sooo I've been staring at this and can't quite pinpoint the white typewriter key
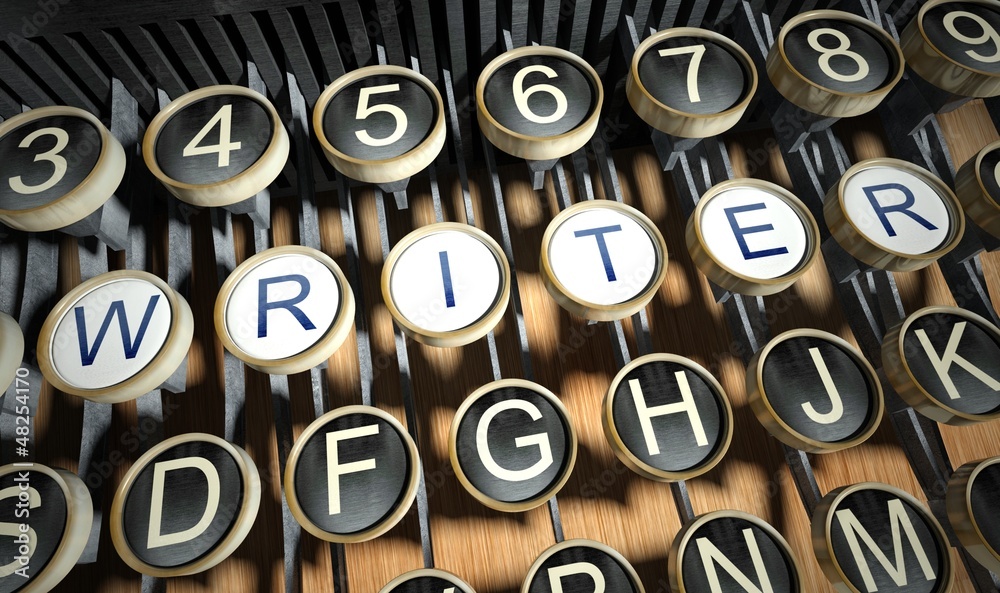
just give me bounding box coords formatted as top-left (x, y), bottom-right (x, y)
top-left (747, 329), bottom-right (883, 453)
top-left (947, 456), bottom-right (1000, 574)
top-left (144, 85), bottom-right (289, 207)
top-left (603, 354), bottom-right (733, 481)
top-left (0, 462), bottom-right (92, 593)
top-left (314, 65), bottom-right (445, 184)
top-left (955, 139), bottom-right (1000, 238)
top-left (522, 539), bottom-right (644, 593)
top-left (813, 483), bottom-right (953, 593)
top-left (824, 158), bottom-right (965, 271)
top-left (380, 569), bottom-right (476, 593)
top-left (285, 405), bottom-right (419, 543)
top-left (883, 305), bottom-right (1000, 425)
top-left (903, 0), bottom-right (1000, 98)
top-left (110, 433), bottom-right (261, 577)
top-left (668, 510), bottom-right (803, 593)
top-left (477, 46), bottom-right (603, 161)
top-left (767, 10), bottom-right (904, 118)
top-left (383, 223), bottom-right (510, 347)
top-left (0, 313), bottom-right (24, 394)
top-left (0, 106), bottom-right (125, 233)
top-left (37, 270), bottom-right (193, 404)
top-left (628, 27), bottom-right (758, 138)
top-left (541, 200), bottom-right (668, 321)
top-left (687, 179), bottom-right (819, 296)
top-left (450, 379), bottom-right (577, 512)
top-left (216, 245), bottom-right (355, 375)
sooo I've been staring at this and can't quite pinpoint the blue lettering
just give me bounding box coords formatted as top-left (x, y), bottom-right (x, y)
top-left (574, 225), bottom-right (623, 282)
top-left (258, 275), bottom-right (315, 338)
top-left (439, 251), bottom-right (455, 308)
top-left (724, 203), bottom-right (790, 260)
top-left (75, 295), bottom-right (160, 366)
top-left (862, 183), bottom-right (938, 237)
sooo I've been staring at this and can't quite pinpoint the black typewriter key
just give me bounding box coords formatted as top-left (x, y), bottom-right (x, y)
top-left (628, 27), bottom-right (757, 138)
top-left (522, 539), bottom-right (643, 593)
top-left (0, 106), bottom-right (125, 233)
top-left (668, 510), bottom-right (802, 593)
top-left (955, 139), bottom-right (1000, 238)
top-left (478, 46), bottom-right (603, 161)
top-left (285, 405), bottom-right (419, 543)
top-left (110, 433), bottom-right (260, 576)
top-left (144, 85), bottom-right (288, 207)
top-left (768, 10), bottom-right (904, 118)
top-left (813, 483), bottom-right (953, 593)
top-left (603, 354), bottom-right (733, 481)
top-left (883, 305), bottom-right (1000, 425)
top-left (947, 456), bottom-right (1000, 574)
top-left (0, 463), bottom-right (92, 593)
top-left (315, 65), bottom-right (445, 184)
top-left (747, 329), bottom-right (883, 453)
top-left (0, 314), bottom-right (23, 395)
top-left (381, 568), bottom-right (477, 593)
top-left (450, 379), bottom-right (577, 512)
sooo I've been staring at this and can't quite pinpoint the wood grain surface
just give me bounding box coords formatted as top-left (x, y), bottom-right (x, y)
top-left (23, 98), bottom-right (1000, 593)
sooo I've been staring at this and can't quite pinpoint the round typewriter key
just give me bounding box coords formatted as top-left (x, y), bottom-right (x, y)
top-left (947, 456), bottom-right (1000, 574)
top-left (954, 139), bottom-right (1000, 237)
top-left (450, 379), bottom-right (577, 512)
top-left (540, 200), bottom-right (668, 321)
top-left (824, 158), bottom-right (965, 271)
top-left (522, 539), bottom-right (644, 593)
top-left (767, 10), bottom-right (904, 118)
top-left (813, 482), bottom-right (953, 593)
top-left (0, 463), bottom-right (92, 593)
top-left (37, 270), bottom-right (193, 404)
top-left (603, 354), bottom-right (733, 481)
top-left (383, 223), bottom-right (510, 348)
top-left (0, 313), bottom-right (23, 394)
top-left (747, 329), bottom-right (883, 453)
top-left (883, 305), bottom-right (1000, 425)
top-left (668, 510), bottom-right (802, 593)
top-left (216, 245), bottom-right (355, 375)
top-left (903, 0), bottom-right (1000, 98)
top-left (315, 65), bottom-right (445, 185)
top-left (144, 85), bottom-right (288, 207)
top-left (477, 46), bottom-right (603, 161)
top-left (628, 27), bottom-right (758, 138)
top-left (687, 179), bottom-right (820, 296)
top-left (110, 433), bottom-right (261, 576)
top-left (380, 568), bottom-right (477, 593)
top-left (285, 405), bottom-right (419, 543)
top-left (0, 106), bottom-right (125, 233)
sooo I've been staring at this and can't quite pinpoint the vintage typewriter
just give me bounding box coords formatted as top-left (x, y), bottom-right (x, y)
top-left (0, 0), bottom-right (998, 591)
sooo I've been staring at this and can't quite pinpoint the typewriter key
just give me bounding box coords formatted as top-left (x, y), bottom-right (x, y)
top-left (903, 0), bottom-right (1000, 98)
top-left (477, 46), bottom-right (603, 161)
top-left (628, 27), bottom-right (757, 138)
top-left (955, 139), bottom-right (1000, 238)
top-left (540, 200), bottom-right (668, 321)
top-left (824, 158), bottom-right (965, 271)
top-left (37, 270), bottom-right (193, 404)
top-left (687, 179), bottom-right (820, 296)
top-left (522, 539), bottom-right (644, 593)
top-left (747, 329), bottom-right (883, 453)
top-left (603, 354), bottom-right (733, 481)
top-left (668, 510), bottom-right (802, 593)
top-left (883, 305), bottom-right (1000, 425)
top-left (0, 313), bottom-right (23, 394)
top-left (383, 223), bottom-right (510, 347)
top-left (380, 568), bottom-right (477, 593)
top-left (947, 456), bottom-right (1000, 574)
top-left (285, 405), bottom-right (419, 543)
top-left (144, 85), bottom-right (288, 207)
top-left (216, 245), bottom-right (355, 375)
top-left (0, 106), bottom-right (125, 233)
top-left (110, 433), bottom-right (261, 576)
top-left (813, 483), bottom-right (953, 593)
top-left (767, 10), bottom-right (904, 118)
top-left (0, 463), bottom-right (93, 593)
top-left (314, 65), bottom-right (445, 184)
top-left (450, 379), bottom-right (577, 512)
